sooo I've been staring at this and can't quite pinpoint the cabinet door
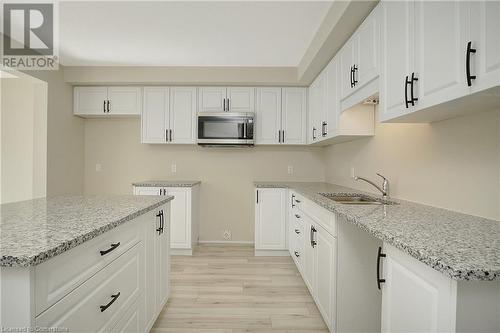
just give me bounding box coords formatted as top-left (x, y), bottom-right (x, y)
top-left (198, 87), bottom-right (226, 112)
top-left (325, 57), bottom-right (339, 138)
top-left (144, 211), bottom-right (159, 331)
top-left (281, 88), bottom-right (306, 145)
top-left (379, 0), bottom-right (415, 122)
top-left (255, 88), bottom-right (282, 144)
top-left (166, 188), bottom-right (191, 249)
top-left (142, 88), bottom-right (169, 144)
top-left (255, 188), bottom-right (287, 250)
top-left (227, 87), bottom-right (255, 112)
top-left (308, 72), bottom-right (326, 143)
top-left (357, 6), bottom-right (380, 88)
top-left (381, 244), bottom-right (457, 333)
top-left (169, 87), bottom-right (197, 144)
top-left (414, 1), bottom-right (469, 111)
top-left (339, 39), bottom-right (356, 100)
top-left (74, 87), bottom-right (108, 116)
top-left (134, 186), bottom-right (164, 196)
top-left (314, 225), bottom-right (336, 331)
top-left (156, 206), bottom-right (170, 311)
top-left (107, 87), bottom-right (142, 115)
top-left (302, 220), bottom-right (316, 295)
top-left (469, 1), bottom-right (500, 93)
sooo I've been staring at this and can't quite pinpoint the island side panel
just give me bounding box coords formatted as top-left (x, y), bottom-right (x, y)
top-left (456, 281), bottom-right (500, 333)
top-left (0, 267), bottom-right (35, 328)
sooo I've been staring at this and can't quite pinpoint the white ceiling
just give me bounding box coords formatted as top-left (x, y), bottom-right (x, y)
top-left (59, 1), bottom-right (331, 67)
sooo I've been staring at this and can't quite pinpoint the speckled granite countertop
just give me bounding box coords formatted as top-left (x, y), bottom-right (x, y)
top-left (0, 195), bottom-right (173, 267)
top-left (132, 180), bottom-right (201, 187)
top-left (255, 182), bottom-right (500, 281)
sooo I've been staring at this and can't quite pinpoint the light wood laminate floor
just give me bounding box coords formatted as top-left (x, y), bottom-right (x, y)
top-left (151, 245), bottom-right (328, 333)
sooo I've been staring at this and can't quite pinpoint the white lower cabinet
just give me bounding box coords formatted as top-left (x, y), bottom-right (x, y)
top-left (381, 243), bottom-right (457, 333)
top-left (22, 203), bottom-right (171, 333)
top-left (134, 185), bottom-right (200, 255)
top-left (314, 224), bottom-right (336, 330)
top-left (254, 188), bottom-right (287, 254)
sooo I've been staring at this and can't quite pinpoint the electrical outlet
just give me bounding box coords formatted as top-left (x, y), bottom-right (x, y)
top-left (95, 163), bottom-right (102, 172)
top-left (171, 163), bottom-right (177, 173)
top-left (223, 230), bottom-right (232, 240)
top-left (350, 167), bottom-right (355, 178)
top-left (287, 166), bottom-right (294, 175)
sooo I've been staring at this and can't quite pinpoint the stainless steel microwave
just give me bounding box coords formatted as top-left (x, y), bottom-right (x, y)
top-left (197, 113), bottom-right (254, 147)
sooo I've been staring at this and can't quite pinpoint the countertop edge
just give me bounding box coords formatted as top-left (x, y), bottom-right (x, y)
top-left (132, 181), bottom-right (201, 187)
top-left (0, 196), bottom-right (174, 268)
top-left (255, 182), bottom-right (500, 282)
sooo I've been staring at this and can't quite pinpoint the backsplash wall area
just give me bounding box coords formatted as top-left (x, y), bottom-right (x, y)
top-left (83, 118), bottom-right (325, 242)
top-left (323, 109), bottom-right (500, 220)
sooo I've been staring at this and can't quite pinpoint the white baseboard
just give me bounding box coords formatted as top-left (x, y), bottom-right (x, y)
top-left (254, 249), bottom-right (290, 257)
top-left (171, 248), bottom-right (193, 256)
top-left (198, 240), bottom-right (254, 246)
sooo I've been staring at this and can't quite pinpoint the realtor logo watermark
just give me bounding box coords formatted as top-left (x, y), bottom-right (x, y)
top-left (1, 1), bottom-right (59, 70)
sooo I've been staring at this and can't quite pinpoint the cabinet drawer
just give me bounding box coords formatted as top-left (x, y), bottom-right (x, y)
top-left (298, 196), bottom-right (336, 237)
top-left (35, 216), bottom-right (145, 315)
top-left (36, 242), bottom-right (144, 333)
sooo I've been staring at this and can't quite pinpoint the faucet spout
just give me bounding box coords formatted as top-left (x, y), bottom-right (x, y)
top-left (354, 174), bottom-right (389, 198)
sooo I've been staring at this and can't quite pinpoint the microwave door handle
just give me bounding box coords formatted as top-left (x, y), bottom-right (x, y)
top-left (243, 122), bottom-right (247, 139)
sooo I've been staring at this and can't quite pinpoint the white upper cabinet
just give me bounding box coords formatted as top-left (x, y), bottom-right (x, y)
top-left (198, 87), bottom-right (254, 113)
top-left (469, 1), bottom-right (500, 94)
top-left (380, 0), bottom-right (500, 123)
top-left (74, 87), bottom-right (108, 116)
top-left (107, 87), bottom-right (143, 116)
top-left (226, 87), bottom-right (255, 112)
top-left (142, 87), bottom-right (169, 144)
top-left (255, 88), bottom-right (282, 144)
top-left (340, 6), bottom-right (380, 102)
top-left (308, 71), bottom-right (327, 144)
top-left (339, 36), bottom-right (358, 101)
top-left (356, 9), bottom-right (380, 89)
top-left (254, 188), bottom-right (287, 251)
top-left (255, 87), bottom-right (306, 145)
top-left (414, 1), bottom-right (469, 111)
top-left (169, 87), bottom-right (197, 144)
top-left (198, 87), bottom-right (227, 113)
top-left (281, 88), bottom-right (307, 145)
top-left (379, 0), bottom-right (415, 122)
top-left (142, 87), bottom-right (196, 144)
top-left (74, 87), bottom-right (142, 117)
top-left (324, 57), bottom-right (339, 139)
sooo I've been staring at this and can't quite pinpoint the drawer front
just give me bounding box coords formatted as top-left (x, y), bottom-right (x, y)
top-left (36, 242), bottom-right (144, 333)
top-left (35, 215), bottom-right (146, 315)
top-left (112, 297), bottom-right (144, 333)
top-left (297, 196), bottom-right (336, 237)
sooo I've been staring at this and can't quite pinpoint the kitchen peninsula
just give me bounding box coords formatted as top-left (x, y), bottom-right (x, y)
top-left (0, 195), bottom-right (172, 332)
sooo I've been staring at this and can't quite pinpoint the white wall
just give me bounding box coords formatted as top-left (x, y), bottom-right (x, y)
top-left (29, 67), bottom-right (85, 196)
top-left (324, 109), bottom-right (500, 220)
top-left (83, 118), bottom-right (325, 242)
top-left (0, 70), bottom-right (47, 203)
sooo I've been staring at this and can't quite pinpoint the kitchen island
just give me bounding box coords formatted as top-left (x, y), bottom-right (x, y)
top-left (255, 182), bottom-right (500, 333)
top-left (0, 195), bottom-right (173, 332)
